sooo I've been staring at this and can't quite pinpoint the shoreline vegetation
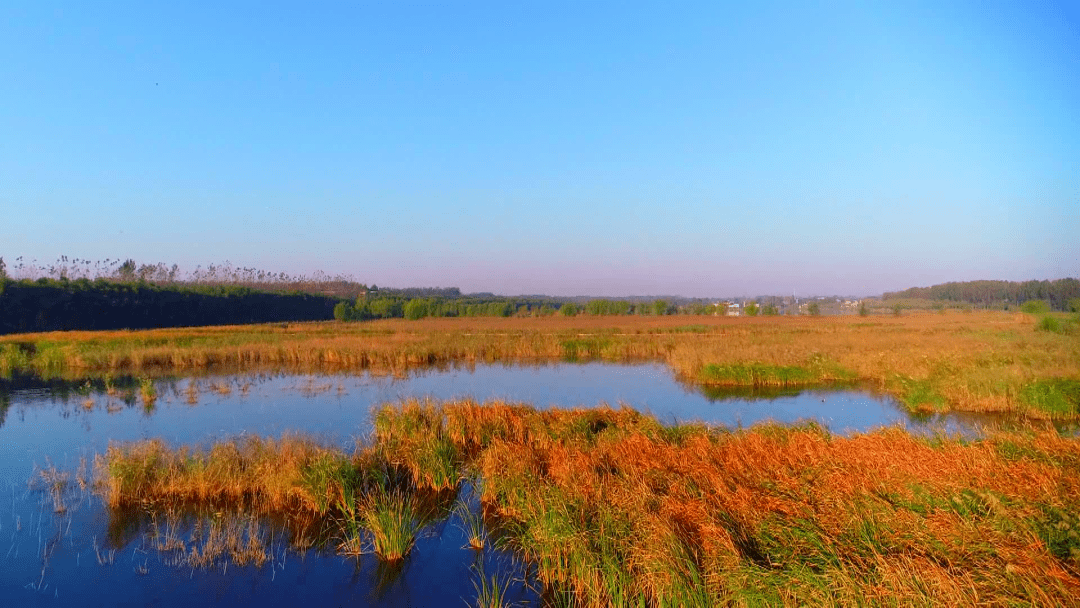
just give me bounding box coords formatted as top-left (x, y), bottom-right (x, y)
top-left (2, 312), bottom-right (1078, 419)
top-left (92, 400), bottom-right (1080, 606)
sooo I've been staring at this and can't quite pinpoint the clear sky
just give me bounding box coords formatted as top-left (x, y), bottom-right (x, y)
top-left (1, 1), bottom-right (1077, 297)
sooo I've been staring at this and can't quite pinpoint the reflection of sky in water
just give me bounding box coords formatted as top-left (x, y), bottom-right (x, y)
top-left (0, 363), bottom-right (1026, 483)
top-left (0, 363), bottom-right (1045, 606)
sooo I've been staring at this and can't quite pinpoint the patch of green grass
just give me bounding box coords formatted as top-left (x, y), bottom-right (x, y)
top-left (1036, 314), bottom-right (1078, 335)
top-left (0, 342), bottom-right (35, 374)
top-left (750, 420), bottom-right (831, 444)
top-left (1037, 315), bottom-right (1062, 333)
top-left (559, 338), bottom-right (613, 361)
top-left (412, 435), bottom-right (460, 490)
top-left (890, 376), bottom-right (948, 413)
top-left (700, 363), bottom-right (816, 386)
top-left (1019, 378), bottom-right (1080, 418)
top-left (662, 324), bottom-right (710, 334)
top-left (653, 421), bottom-right (713, 446)
top-left (472, 562), bottom-right (517, 608)
top-left (1031, 503), bottom-right (1080, 569)
top-left (757, 516), bottom-right (840, 572)
top-left (700, 355), bottom-right (855, 388)
top-left (362, 488), bottom-right (422, 562)
top-left (876, 484), bottom-right (1001, 523)
top-left (299, 453), bottom-right (359, 514)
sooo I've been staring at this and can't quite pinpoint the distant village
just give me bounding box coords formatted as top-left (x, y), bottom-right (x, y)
top-left (711, 297), bottom-right (866, 316)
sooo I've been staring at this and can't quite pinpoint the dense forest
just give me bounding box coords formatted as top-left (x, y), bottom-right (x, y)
top-left (0, 278), bottom-right (338, 334)
top-left (884, 278), bottom-right (1080, 311)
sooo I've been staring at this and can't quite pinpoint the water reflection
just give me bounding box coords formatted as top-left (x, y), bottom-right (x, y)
top-left (0, 362), bottom-right (1047, 438)
top-left (0, 363), bottom-right (1068, 607)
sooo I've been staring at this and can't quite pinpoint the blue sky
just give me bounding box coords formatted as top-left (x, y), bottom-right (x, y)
top-left (1, 1), bottom-right (1077, 297)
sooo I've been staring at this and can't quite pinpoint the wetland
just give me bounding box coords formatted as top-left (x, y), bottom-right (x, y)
top-left (1, 313), bottom-right (1077, 606)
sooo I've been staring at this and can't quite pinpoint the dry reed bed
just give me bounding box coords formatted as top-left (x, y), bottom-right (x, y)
top-left (5, 312), bottom-right (1079, 417)
top-left (97, 399), bottom-right (1080, 606)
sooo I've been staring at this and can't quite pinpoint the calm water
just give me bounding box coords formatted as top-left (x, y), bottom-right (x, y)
top-left (0, 363), bottom-right (1011, 606)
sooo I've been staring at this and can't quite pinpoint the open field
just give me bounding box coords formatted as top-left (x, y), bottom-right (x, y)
top-left (2, 311), bottom-right (1078, 418)
top-left (95, 399), bottom-right (1080, 606)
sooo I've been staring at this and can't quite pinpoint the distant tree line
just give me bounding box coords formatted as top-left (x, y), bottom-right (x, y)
top-left (333, 296), bottom-right (722, 322)
top-left (2, 254), bottom-right (826, 333)
top-left (0, 276), bottom-right (338, 334)
top-left (333, 295), bottom-right (563, 321)
top-left (884, 279), bottom-right (1080, 311)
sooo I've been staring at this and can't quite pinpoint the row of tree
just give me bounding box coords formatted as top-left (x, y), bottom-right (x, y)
top-left (0, 277), bottom-right (339, 334)
top-left (332, 296), bottom-right (701, 321)
top-left (885, 279), bottom-right (1080, 311)
top-left (333, 296), bottom-right (556, 321)
top-left (0, 256), bottom-right (371, 299)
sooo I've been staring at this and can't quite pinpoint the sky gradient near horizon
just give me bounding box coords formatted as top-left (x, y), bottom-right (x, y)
top-left (2, 1), bottom-right (1077, 297)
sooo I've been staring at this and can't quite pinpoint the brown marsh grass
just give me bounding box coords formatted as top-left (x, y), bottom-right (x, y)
top-left (95, 399), bottom-right (1080, 606)
top-left (5, 312), bottom-right (1078, 417)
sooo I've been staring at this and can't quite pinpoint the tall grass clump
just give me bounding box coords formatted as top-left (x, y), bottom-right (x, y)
top-left (472, 560), bottom-right (518, 608)
top-left (96, 434), bottom-right (358, 513)
top-left (139, 377), bottom-right (157, 407)
top-left (455, 493), bottom-right (488, 550)
top-left (361, 488), bottom-right (422, 562)
top-left (34, 463), bottom-right (72, 513)
top-left (374, 399), bottom-right (462, 490)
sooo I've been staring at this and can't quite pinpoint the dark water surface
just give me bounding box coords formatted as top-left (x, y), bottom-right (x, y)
top-left (0, 363), bottom-right (1012, 606)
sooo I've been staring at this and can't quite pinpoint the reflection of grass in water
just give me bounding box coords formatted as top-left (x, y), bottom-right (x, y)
top-left (93, 399), bottom-right (1080, 604)
top-left (209, 381), bottom-right (232, 395)
top-left (693, 383), bottom-right (807, 401)
top-left (295, 378), bottom-right (334, 397)
top-left (185, 380), bottom-right (199, 404)
top-left (187, 511), bottom-right (268, 568)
